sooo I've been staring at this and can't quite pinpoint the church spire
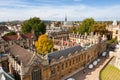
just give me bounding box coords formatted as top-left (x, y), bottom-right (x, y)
top-left (65, 15), bottom-right (67, 22)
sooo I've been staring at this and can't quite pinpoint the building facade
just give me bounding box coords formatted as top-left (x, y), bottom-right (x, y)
top-left (8, 39), bottom-right (107, 80)
top-left (106, 20), bottom-right (120, 42)
top-left (0, 33), bottom-right (35, 74)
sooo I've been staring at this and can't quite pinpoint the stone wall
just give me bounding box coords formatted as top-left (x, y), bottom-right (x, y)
top-left (8, 41), bottom-right (107, 80)
top-left (41, 42), bottom-right (107, 80)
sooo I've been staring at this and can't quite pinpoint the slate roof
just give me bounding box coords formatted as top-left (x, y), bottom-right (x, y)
top-left (48, 45), bottom-right (82, 63)
top-left (9, 44), bottom-right (34, 67)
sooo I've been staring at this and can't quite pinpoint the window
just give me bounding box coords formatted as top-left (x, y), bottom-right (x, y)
top-left (73, 59), bottom-right (74, 64)
top-left (69, 60), bottom-right (71, 66)
top-left (32, 67), bottom-right (41, 80)
top-left (51, 68), bottom-right (56, 75)
top-left (79, 56), bottom-right (80, 61)
top-left (57, 66), bottom-right (60, 71)
top-left (65, 62), bottom-right (68, 68)
top-left (76, 58), bottom-right (78, 63)
top-left (82, 54), bottom-right (84, 60)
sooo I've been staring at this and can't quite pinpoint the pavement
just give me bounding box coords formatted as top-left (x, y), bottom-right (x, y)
top-left (69, 56), bottom-right (112, 80)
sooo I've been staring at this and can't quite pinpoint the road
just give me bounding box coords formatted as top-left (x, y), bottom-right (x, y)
top-left (69, 56), bottom-right (112, 80)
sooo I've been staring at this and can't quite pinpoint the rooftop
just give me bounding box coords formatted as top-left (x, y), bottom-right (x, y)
top-left (9, 44), bottom-right (34, 66)
top-left (2, 33), bottom-right (34, 41)
top-left (48, 45), bottom-right (82, 63)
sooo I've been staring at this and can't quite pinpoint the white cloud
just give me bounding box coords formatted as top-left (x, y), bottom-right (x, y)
top-left (0, 1), bottom-right (120, 21)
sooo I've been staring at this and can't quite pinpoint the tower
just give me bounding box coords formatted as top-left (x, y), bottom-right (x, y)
top-left (112, 20), bottom-right (117, 26)
top-left (65, 15), bottom-right (67, 22)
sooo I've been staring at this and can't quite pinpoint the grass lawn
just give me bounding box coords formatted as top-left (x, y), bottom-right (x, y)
top-left (100, 64), bottom-right (120, 80)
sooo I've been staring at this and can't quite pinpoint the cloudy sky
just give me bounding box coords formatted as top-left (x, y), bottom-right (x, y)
top-left (0, 0), bottom-right (120, 21)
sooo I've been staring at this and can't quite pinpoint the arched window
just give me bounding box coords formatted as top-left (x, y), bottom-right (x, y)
top-left (32, 67), bottom-right (41, 80)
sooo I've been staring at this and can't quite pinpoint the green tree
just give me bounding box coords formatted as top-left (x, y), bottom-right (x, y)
top-left (92, 23), bottom-right (107, 35)
top-left (21, 21), bottom-right (32, 33)
top-left (69, 26), bottom-right (77, 33)
top-left (78, 18), bottom-right (95, 35)
top-left (4, 32), bottom-right (16, 36)
top-left (21, 17), bottom-right (46, 38)
top-left (35, 34), bottom-right (54, 55)
top-left (108, 39), bottom-right (117, 43)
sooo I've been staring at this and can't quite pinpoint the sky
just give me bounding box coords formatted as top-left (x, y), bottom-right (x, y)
top-left (0, 0), bottom-right (120, 21)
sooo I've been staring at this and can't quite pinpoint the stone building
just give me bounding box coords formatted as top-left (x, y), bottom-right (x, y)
top-left (0, 32), bottom-right (34, 54)
top-left (49, 31), bottom-right (69, 40)
top-left (110, 43), bottom-right (120, 70)
top-left (1, 33), bottom-right (34, 51)
top-left (0, 25), bottom-right (9, 36)
top-left (106, 20), bottom-right (120, 42)
top-left (8, 37), bottom-right (107, 80)
top-left (6, 23), bottom-right (22, 32)
top-left (0, 33), bottom-right (35, 73)
top-left (46, 22), bottom-right (62, 34)
top-left (0, 54), bottom-right (8, 71)
top-left (53, 38), bottom-right (78, 50)
top-left (69, 33), bottom-right (107, 47)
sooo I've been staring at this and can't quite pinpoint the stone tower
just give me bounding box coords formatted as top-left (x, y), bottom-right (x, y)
top-left (65, 15), bottom-right (67, 22)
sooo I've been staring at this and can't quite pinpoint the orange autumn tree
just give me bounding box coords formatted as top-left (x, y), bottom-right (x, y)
top-left (35, 34), bottom-right (54, 55)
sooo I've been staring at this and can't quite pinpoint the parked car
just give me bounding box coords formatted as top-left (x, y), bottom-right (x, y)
top-left (67, 78), bottom-right (75, 80)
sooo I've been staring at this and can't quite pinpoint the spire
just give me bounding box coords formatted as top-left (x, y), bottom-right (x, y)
top-left (65, 15), bottom-right (67, 22)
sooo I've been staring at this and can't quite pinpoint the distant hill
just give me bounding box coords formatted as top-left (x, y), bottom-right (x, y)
top-left (0, 20), bottom-right (24, 25)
